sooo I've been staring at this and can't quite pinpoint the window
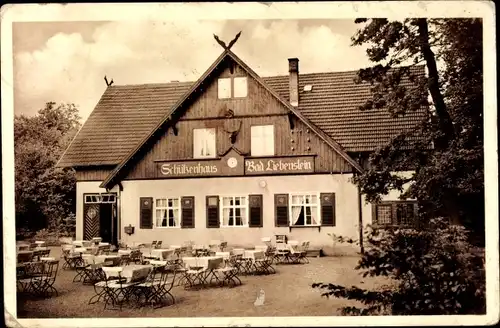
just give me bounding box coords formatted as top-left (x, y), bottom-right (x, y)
top-left (373, 201), bottom-right (418, 226)
top-left (85, 194), bottom-right (101, 203)
top-left (221, 196), bottom-right (248, 227)
top-left (251, 125), bottom-right (275, 156)
top-left (217, 77), bottom-right (248, 99)
top-left (289, 194), bottom-right (320, 226)
top-left (234, 77), bottom-right (248, 97)
top-left (100, 194), bottom-right (116, 203)
top-left (155, 198), bottom-right (180, 228)
top-left (218, 78), bottom-right (231, 99)
top-left (193, 128), bottom-right (216, 158)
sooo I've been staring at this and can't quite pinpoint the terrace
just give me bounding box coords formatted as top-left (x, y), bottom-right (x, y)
top-left (16, 241), bottom-right (388, 318)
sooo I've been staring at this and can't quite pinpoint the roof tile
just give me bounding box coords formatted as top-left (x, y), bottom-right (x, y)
top-left (58, 68), bottom-right (425, 167)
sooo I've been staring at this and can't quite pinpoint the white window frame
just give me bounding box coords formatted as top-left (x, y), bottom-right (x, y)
top-left (220, 195), bottom-right (249, 228)
top-left (85, 194), bottom-right (101, 204)
top-left (154, 197), bottom-right (181, 228)
top-left (218, 78), bottom-right (232, 99)
top-left (218, 76), bottom-right (248, 99)
top-left (251, 125), bottom-right (275, 156)
top-left (233, 77), bottom-right (248, 98)
top-left (289, 192), bottom-right (321, 226)
top-left (193, 128), bottom-right (216, 158)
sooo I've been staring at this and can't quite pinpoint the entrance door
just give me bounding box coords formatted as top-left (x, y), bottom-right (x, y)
top-left (83, 193), bottom-right (117, 244)
top-left (99, 203), bottom-right (113, 244)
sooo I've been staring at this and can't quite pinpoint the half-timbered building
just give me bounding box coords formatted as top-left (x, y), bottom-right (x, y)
top-left (57, 41), bottom-right (424, 254)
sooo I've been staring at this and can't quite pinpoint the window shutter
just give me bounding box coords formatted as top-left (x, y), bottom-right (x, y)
top-left (206, 195), bottom-right (220, 228)
top-left (140, 197), bottom-right (153, 229)
top-left (274, 194), bottom-right (289, 227)
top-left (181, 196), bottom-right (195, 228)
top-left (320, 193), bottom-right (336, 226)
top-left (249, 194), bottom-right (263, 227)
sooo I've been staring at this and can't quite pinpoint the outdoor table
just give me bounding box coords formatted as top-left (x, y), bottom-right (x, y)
top-left (17, 244), bottom-right (30, 251)
top-left (148, 249), bottom-right (175, 260)
top-left (73, 247), bottom-right (90, 254)
top-left (215, 251), bottom-right (231, 260)
top-left (17, 250), bottom-right (34, 263)
top-left (118, 249), bottom-right (133, 255)
top-left (232, 248), bottom-right (245, 256)
top-left (254, 245), bottom-right (268, 253)
top-left (73, 240), bottom-right (93, 248)
top-left (35, 241), bottom-right (46, 246)
top-left (95, 254), bottom-right (121, 266)
top-left (106, 264), bottom-right (152, 283)
top-left (288, 240), bottom-right (299, 246)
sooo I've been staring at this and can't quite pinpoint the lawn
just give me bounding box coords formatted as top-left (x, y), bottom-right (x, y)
top-left (17, 247), bottom-right (390, 318)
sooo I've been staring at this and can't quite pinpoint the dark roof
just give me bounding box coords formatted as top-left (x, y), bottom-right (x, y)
top-left (264, 68), bottom-right (426, 152)
top-left (57, 64), bottom-right (425, 168)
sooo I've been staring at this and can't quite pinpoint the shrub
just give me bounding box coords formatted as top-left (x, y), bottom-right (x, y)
top-left (312, 217), bottom-right (485, 315)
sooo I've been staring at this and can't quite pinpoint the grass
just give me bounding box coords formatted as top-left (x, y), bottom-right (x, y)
top-left (17, 247), bottom-right (390, 318)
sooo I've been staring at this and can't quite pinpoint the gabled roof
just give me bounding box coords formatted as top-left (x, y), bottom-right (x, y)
top-left (96, 49), bottom-right (364, 189)
top-left (56, 51), bottom-right (427, 187)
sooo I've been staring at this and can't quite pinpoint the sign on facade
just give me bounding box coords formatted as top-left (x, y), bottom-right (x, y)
top-left (244, 156), bottom-right (314, 175)
top-left (157, 156), bottom-right (314, 178)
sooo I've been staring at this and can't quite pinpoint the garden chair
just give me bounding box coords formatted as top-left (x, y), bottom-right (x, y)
top-left (182, 261), bottom-right (208, 289)
top-left (32, 249), bottom-right (44, 262)
top-left (287, 243), bottom-right (303, 264)
top-left (151, 241), bottom-right (158, 249)
top-left (254, 251), bottom-right (276, 274)
top-left (297, 241), bottom-right (310, 264)
top-left (61, 245), bottom-right (83, 270)
top-left (18, 260), bottom-right (59, 298)
top-left (155, 241), bottom-right (162, 249)
top-left (214, 255), bottom-right (241, 287)
top-left (274, 243), bottom-right (291, 264)
top-left (129, 249), bottom-right (144, 265)
top-left (101, 267), bottom-right (143, 310)
top-left (135, 265), bottom-right (176, 308)
top-left (118, 240), bottom-right (128, 249)
top-left (81, 255), bottom-right (105, 285)
top-left (17, 261), bottom-right (45, 293)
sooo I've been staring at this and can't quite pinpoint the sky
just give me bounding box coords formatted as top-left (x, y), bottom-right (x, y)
top-left (13, 19), bottom-right (372, 122)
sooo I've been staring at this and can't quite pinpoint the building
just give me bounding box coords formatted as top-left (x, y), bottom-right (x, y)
top-left (57, 42), bottom-right (424, 254)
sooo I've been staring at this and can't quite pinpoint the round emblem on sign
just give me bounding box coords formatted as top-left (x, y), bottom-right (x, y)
top-left (227, 157), bottom-right (238, 168)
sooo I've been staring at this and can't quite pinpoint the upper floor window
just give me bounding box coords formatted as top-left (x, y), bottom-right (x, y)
top-left (251, 125), bottom-right (274, 156)
top-left (193, 128), bottom-right (216, 158)
top-left (218, 77), bottom-right (248, 99)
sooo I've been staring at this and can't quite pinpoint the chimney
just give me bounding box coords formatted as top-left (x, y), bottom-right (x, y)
top-left (288, 58), bottom-right (299, 107)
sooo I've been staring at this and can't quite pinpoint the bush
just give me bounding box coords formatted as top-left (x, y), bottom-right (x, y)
top-left (312, 218), bottom-right (485, 315)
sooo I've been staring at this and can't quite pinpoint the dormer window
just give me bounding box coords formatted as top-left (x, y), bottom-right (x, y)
top-left (218, 76), bottom-right (248, 99)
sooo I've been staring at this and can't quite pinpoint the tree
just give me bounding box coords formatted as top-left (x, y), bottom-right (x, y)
top-left (15, 102), bottom-right (81, 236)
top-left (313, 218), bottom-right (486, 315)
top-left (350, 18), bottom-right (484, 244)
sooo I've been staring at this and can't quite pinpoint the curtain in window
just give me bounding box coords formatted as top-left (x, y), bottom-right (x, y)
top-left (172, 208), bottom-right (179, 226)
top-left (291, 196), bottom-right (304, 225)
top-left (162, 210), bottom-right (167, 227)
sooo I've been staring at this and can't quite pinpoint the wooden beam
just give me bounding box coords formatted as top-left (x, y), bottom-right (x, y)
top-left (172, 124), bottom-right (178, 136)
